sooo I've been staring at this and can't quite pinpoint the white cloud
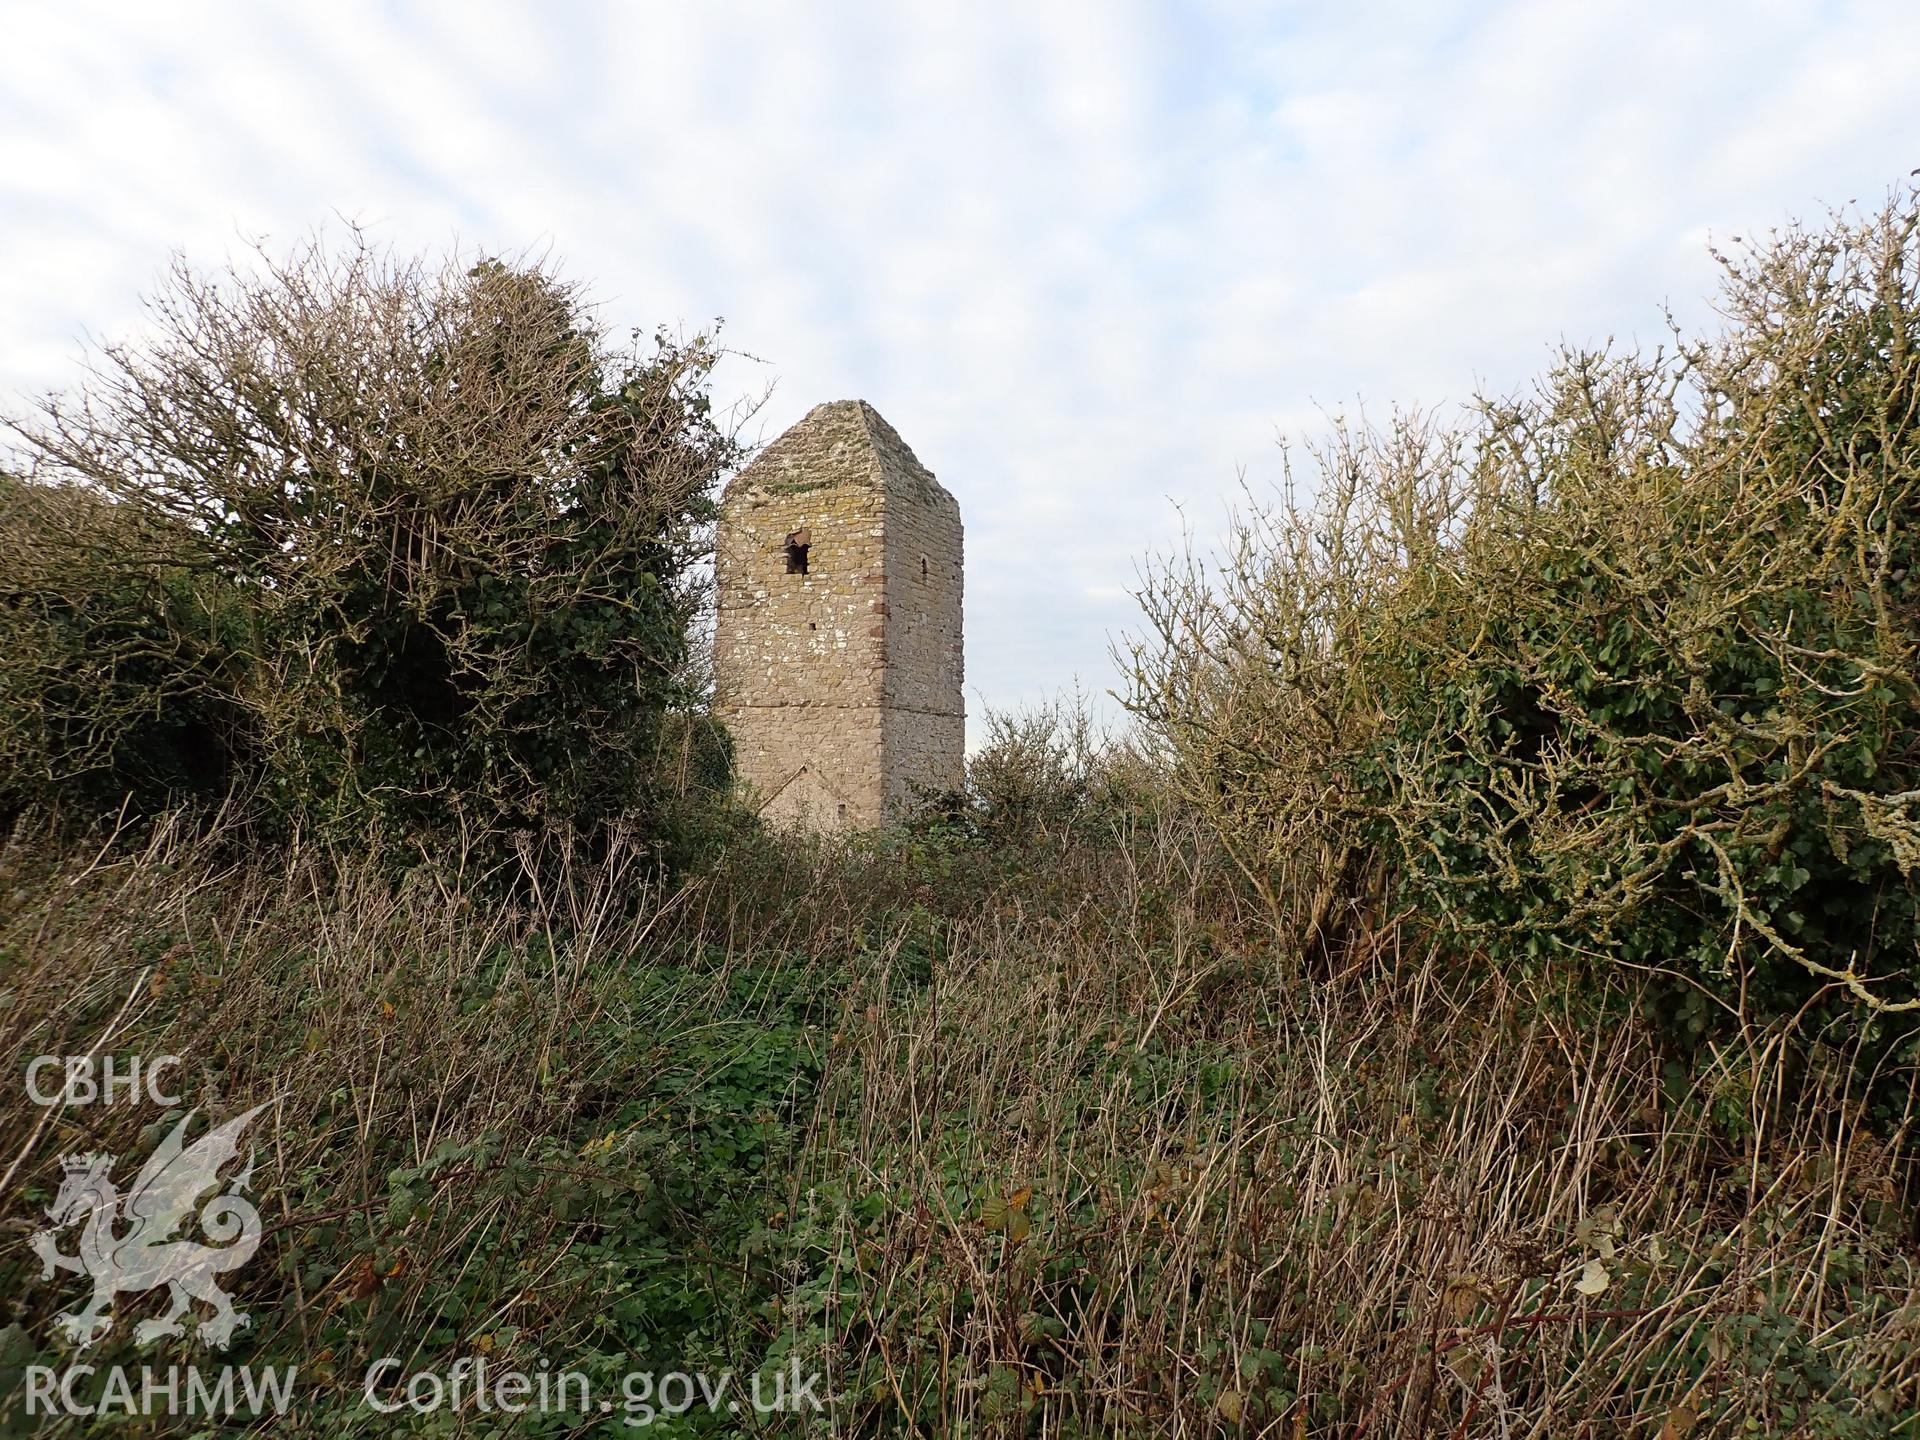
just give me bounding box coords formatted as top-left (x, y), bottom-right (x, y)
top-left (3, 0), bottom-right (1917, 733)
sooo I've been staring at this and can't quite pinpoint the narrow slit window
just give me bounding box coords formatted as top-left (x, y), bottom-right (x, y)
top-left (784, 527), bottom-right (811, 575)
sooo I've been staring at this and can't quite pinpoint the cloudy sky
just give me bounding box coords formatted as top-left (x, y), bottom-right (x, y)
top-left (3, 1), bottom-right (1916, 732)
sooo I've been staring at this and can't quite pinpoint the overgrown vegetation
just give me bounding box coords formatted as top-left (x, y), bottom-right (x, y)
top-left (2, 197), bottom-right (1918, 1437)
top-left (3, 236), bottom-right (738, 873)
top-left (0, 475), bottom-right (252, 820)
top-left (1130, 193), bottom-right (1920, 1052)
top-left (2, 783), bottom-right (1915, 1436)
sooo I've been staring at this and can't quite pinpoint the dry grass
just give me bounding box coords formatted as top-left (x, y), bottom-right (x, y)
top-left (800, 816), bottom-right (1920, 1436)
top-left (0, 808), bottom-right (1915, 1437)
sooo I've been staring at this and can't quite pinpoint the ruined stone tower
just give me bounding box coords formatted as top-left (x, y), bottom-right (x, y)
top-left (714, 400), bottom-right (964, 830)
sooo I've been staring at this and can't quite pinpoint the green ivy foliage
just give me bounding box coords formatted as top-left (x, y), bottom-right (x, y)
top-left (1358, 204), bottom-right (1920, 1032)
top-left (0, 475), bottom-right (254, 823)
top-left (1134, 189), bottom-right (1920, 1055)
top-left (4, 243), bottom-right (739, 873)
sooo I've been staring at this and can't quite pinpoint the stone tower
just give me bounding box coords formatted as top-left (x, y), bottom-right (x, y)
top-left (714, 400), bottom-right (964, 830)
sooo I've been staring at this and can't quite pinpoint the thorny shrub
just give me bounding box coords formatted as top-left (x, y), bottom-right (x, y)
top-left (1129, 190), bottom-right (1920, 1065)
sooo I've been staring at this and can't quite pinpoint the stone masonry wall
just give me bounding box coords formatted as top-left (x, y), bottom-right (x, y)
top-left (875, 424), bottom-right (965, 812)
top-left (714, 400), bottom-right (963, 831)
